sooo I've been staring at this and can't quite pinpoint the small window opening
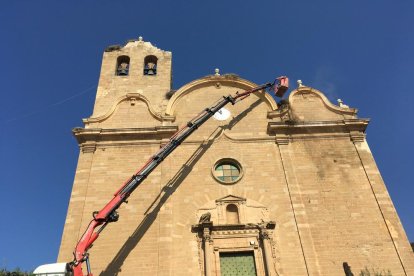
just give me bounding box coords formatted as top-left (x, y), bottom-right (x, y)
top-left (116, 55), bottom-right (130, 76)
top-left (144, 55), bottom-right (158, 75)
top-left (226, 204), bottom-right (239, 224)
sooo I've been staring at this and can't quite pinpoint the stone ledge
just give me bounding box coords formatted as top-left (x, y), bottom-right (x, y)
top-left (73, 126), bottom-right (179, 144)
top-left (191, 221), bottom-right (276, 233)
top-left (267, 119), bottom-right (369, 135)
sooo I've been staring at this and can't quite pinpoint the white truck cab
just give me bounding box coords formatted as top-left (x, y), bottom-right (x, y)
top-left (33, 263), bottom-right (72, 276)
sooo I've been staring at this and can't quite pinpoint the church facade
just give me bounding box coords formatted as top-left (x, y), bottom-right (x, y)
top-left (58, 39), bottom-right (414, 275)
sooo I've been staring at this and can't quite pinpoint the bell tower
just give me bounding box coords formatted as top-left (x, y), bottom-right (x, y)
top-left (90, 37), bottom-right (172, 122)
top-left (57, 38), bottom-right (178, 272)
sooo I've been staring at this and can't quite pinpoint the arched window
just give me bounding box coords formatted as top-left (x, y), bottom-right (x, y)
top-left (144, 55), bottom-right (158, 75)
top-left (226, 204), bottom-right (239, 224)
top-left (116, 55), bottom-right (130, 76)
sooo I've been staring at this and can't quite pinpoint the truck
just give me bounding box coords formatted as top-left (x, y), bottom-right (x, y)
top-left (33, 76), bottom-right (289, 276)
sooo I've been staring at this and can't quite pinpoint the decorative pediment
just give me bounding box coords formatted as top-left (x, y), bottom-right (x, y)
top-left (266, 86), bottom-right (370, 143)
top-left (215, 195), bottom-right (246, 205)
top-left (288, 86), bottom-right (357, 121)
top-left (165, 76), bottom-right (277, 117)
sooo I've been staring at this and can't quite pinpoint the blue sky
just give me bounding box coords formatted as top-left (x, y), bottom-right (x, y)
top-left (0, 0), bottom-right (413, 271)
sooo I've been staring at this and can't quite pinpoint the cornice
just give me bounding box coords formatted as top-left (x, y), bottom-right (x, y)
top-left (72, 126), bottom-right (179, 145)
top-left (191, 221), bottom-right (276, 233)
top-left (268, 119), bottom-right (370, 138)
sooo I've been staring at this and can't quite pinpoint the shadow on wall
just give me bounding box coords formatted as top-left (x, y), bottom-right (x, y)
top-left (224, 98), bottom-right (262, 131)
top-left (99, 98), bottom-right (262, 275)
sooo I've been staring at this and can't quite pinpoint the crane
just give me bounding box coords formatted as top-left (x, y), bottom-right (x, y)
top-left (33, 76), bottom-right (289, 276)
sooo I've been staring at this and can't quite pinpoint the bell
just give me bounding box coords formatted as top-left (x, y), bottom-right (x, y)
top-left (117, 70), bottom-right (126, 76)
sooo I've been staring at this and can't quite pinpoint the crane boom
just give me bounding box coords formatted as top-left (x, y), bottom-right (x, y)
top-left (36, 77), bottom-right (289, 276)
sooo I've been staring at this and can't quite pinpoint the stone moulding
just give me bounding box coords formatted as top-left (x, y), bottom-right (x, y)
top-left (268, 119), bottom-right (369, 134)
top-left (191, 221), bottom-right (276, 233)
top-left (82, 93), bottom-right (175, 126)
top-left (268, 119), bottom-right (370, 144)
top-left (215, 194), bottom-right (247, 205)
top-left (221, 132), bottom-right (274, 143)
top-left (72, 126), bottom-right (179, 145)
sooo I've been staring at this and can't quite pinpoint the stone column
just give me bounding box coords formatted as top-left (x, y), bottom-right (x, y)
top-left (203, 226), bottom-right (212, 276)
top-left (260, 228), bottom-right (276, 276)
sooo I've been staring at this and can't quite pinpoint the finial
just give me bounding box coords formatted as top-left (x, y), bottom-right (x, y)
top-left (337, 99), bottom-right (349, 108)
top-left (138, 36), bottom-right (143, 41)
top-left (215, 68), bottom-right (220, 76)
top-left (297, 80), bottom-right (303, 87)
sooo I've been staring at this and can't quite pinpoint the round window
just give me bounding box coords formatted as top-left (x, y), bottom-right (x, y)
top-left (212, 159), bottom-right (243, 184)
